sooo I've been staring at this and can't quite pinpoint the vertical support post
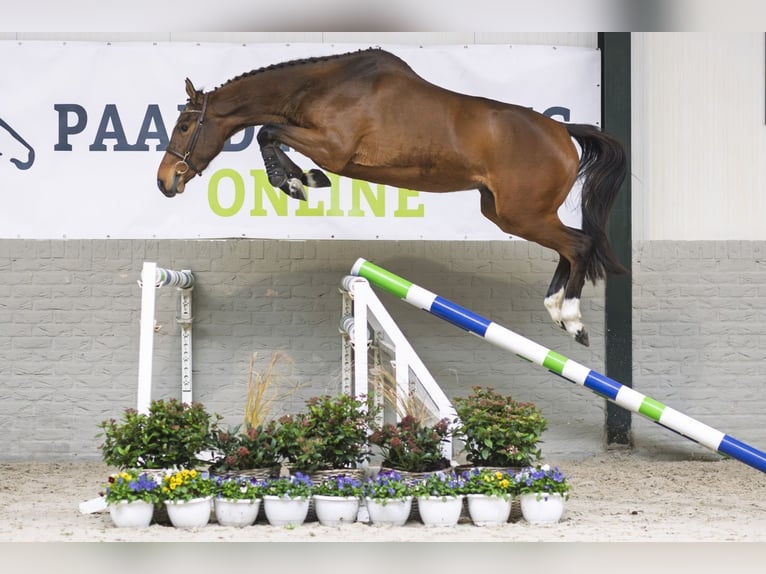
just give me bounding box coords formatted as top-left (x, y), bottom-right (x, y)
top-left (178, 272), bottom-right (193, 405)
top-left (352, 283), bottom-right (369, 399)
top-left (137, 261), bottom-right (157, 415)
top-left (600, 32), bottom-right (633, 447)
top-left (340, 290), bottom-right (354, 396)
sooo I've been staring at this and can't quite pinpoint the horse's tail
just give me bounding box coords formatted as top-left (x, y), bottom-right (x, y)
top-left (566, 123), bottom-right (628, 282)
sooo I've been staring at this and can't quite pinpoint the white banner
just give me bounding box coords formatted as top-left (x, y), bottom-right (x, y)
top-left (0, 42), bottom-right (600, 240)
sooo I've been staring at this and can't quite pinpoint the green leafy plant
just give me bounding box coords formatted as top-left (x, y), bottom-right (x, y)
top-left (102, 469), bottom-right (160, 504)
top-left (98, 399), bottom-right (218, 469)
top-left (412, 470), bottom-right (465, 500)
top-left (312, 474), bottom-right (365, 498)
top-left (303, 394), bottom-right (379, 469)
top-left (453, 386), bottom-right (547, 467)
top-left (160, 468), bottom-right (216, 502)
top-left (214, 475), bottom-right (264, 501)
top-left (274, 394), bottom-right (380, 472)
top-left (208, 423), bottom-right (281, 471)
top-left (364, 469), bottom-right (414, 503)
top-left (369, 415), bottom-right (451, 472)
top-left (271, 413), bottom-right (325, 472)
top-left (262, 473), bottom-right (314, 499)
top-left (461, 467), bottom-right (515, 500)
top-left (513, 464), bottom-right (571, 501)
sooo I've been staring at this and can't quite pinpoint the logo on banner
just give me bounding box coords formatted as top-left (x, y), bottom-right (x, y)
top-left (0, 118), bottom-right (35, 170)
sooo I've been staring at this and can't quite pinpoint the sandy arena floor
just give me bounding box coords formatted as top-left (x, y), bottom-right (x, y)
top-left (1, 450), bottom-right (765, 542)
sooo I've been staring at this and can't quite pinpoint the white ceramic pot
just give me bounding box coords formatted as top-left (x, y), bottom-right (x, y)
top-left (466, 493), bottom-right (512, 526)
top-left (365, 497), bottom-right (412, 526)
top-left (519, 492), bottom-right (565, 524)
top-left (214, 497), bottom-right (261, 527)
top-left (313, 495), bottom-right (360, 527)
top-left (164, 496), bottom-right (213, 528)
top-left (262, 495), bottom-right (310, 526)
top-left (417, 495), bottom-right (463, 527)
top-left (108, 500), bottom-right (154, 528)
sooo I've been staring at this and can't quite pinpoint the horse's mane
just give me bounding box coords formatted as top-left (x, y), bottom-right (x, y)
top-left (215, 48), bottom-right (386, 91)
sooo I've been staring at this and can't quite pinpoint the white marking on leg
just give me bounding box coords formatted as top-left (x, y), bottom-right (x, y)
top-left (560, 297), bottom-right (584, 337)
top-left (544, 288), bottom-right (565, 325)
top-left (287, 177), bottom-right (306, 200)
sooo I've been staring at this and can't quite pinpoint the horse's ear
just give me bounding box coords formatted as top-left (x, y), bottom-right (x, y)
top-left (185, 78), bottom-right (197, 100)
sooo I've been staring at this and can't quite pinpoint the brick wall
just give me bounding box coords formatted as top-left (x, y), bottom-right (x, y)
top-left (2, 238), bottom-right (764, 464)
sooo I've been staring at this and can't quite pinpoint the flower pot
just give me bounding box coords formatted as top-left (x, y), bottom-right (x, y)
top-left (313, 495), bottom-right (360, 526)
top-left (164, 496), bottom-right (213, 528)
top-left (214, 497), bottom-right (261, 527)
top-left (466, 493), bottom-right (512, 526)
top-left (108, 500), bottom-right (154, 528)
top-left (365, 497), bottom-right (412, 526)
top-left (417, 495), bottom-right (463, 527)
top-left (263, 495), bottom-right (310, 526)
top-left (519, 493), bottom-right (565, 524)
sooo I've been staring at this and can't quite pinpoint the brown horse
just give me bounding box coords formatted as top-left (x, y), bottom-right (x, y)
top-left (157, 48), bottom-right (626, 346)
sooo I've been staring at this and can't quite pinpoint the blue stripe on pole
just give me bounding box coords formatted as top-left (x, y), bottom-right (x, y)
top-left (718, 435), bottom-right (766, 473)
top-left (429, 296), bottom-right (491, 337)
top-left (583, 371), bottom-right (622, 401)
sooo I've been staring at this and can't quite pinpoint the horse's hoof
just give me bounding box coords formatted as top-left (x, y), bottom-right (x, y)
top-left (575, 329), bottom-right (590, 347)
top-left (303, 169), bottom-right (332, 188)
top-left (285, 178), bottom-right (307, 201)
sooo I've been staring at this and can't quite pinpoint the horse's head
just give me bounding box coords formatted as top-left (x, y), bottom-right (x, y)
top-left (157, 79), bottom-right (222, 197)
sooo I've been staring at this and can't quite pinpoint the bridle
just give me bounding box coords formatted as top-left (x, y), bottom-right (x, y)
top-left (165, 93), bottom-right (209, 177)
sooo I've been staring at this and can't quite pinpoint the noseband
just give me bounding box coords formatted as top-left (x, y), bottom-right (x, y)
top-left (166, 93), bottom-right (209, 177)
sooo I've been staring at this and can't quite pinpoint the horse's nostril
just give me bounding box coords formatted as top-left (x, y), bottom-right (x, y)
top-left (157, 179), bottom-right (176, 198)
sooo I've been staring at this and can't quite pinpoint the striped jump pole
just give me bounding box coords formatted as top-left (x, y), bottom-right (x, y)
top-left (350, 257), bottom-right (766, 474)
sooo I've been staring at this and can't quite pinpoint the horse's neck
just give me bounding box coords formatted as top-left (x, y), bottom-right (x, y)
top-left (210, 68), bottom-right (314, 132)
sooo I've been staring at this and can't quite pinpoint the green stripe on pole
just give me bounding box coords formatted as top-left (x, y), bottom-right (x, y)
top-left (355, 260), bottom-right (413, 300)
top-left (543, 350), bottom-right (568, 375)
top-left (639, 397), bottom-right (666, 421)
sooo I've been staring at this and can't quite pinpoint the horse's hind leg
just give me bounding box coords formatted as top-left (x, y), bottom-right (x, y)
top-left (486, 186), bottom-right (592, 345)
top-left (544, 258), bottom-right (570, 329)
top-left (555, 227), bottom-right (592, 346)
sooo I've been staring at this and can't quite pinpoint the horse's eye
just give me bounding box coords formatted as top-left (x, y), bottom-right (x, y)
top-left (179, 124), bottom-right (190, 133)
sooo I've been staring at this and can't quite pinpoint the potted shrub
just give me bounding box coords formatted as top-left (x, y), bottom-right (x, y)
top-left (271, 413), bottom-right (326, 474)
top-left (102, 469), bottom-right (160, 528)
top-left (274, 394), bottom-right (379, 475)
top-left (311, 474), bottom-right (365, 526)
top-left (208, 422), bottom-right (281, 479)
top-left (261, 473), bottom-right (314, 526)
top-left (213, 475), bottom-right (264, 527)
top-left (411, 470), bottom-right (466, 527)
top-left (160, 468), bottom-right (217, 528)
top-left (461, 467), bottom-right (515, 526)
top-left (98, 399), bottom-right (219, 470)
top-left (513, 464), bottom-right (571, 524)
top-left (363, 469), bottom-right (414, 526)
top-left (452, 386), bottom-right (547, 469)
top-left (369, 415), bottom-right (452, 474)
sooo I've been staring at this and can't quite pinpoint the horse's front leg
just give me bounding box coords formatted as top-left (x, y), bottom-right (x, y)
top-left (257, 124), bottom-right (332, 200)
